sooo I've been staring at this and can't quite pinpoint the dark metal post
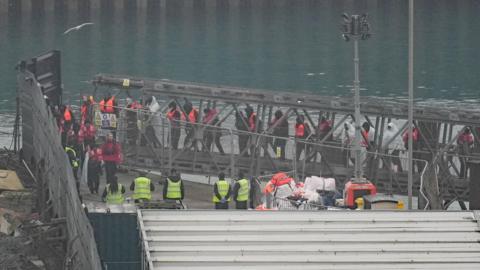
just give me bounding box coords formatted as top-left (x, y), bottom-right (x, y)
top-left (408, 0), bottom-right (414, 209)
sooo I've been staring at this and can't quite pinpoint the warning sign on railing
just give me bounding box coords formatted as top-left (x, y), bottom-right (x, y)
top-left (94, 111), bottom-right (117, 129)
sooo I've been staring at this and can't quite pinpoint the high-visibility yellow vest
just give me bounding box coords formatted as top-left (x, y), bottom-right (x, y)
top-left (65, 147), bottom-right (79, 168)
top-left (236, 178), bottom-right (249, 202)
top-left (213, 180), bottom-right (230, 203)
top-left (166, 179), bottom-right (182, 200)
top-left (133, 177), bottom-right (152, 200)
top-left (106, 184), bottom-right (124, 204)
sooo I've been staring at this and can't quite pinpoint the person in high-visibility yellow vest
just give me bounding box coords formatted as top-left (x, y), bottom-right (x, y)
top-left (162, 168), bottom-right (185, 201)
top-left (213, 172), bottom-right (231, 209)
top-left (102, 176), bottom-right (125, 204)
top-left (232, 171), bottom-right (250, 209)
top-left (130, 171), bottom-right (155, 203)
top-left (65, 146), bottom-right (79, 180)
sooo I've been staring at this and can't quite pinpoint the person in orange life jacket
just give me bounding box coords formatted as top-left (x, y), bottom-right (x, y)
top-left (87, 146), bottom-right (103, 194)
top-left (235, 111), bottom-right (249, 157)
top-left (101, 133), bottom-right (122, 184)
top-left (270, 110), bottom-right (289, 160)
top-left (457, 127), bottom-right (474, 178)
top-left (182, 100), bottom-right (199, 148)
top-left (402, 125), bottom-right (423, 173)
top-left (99, 93), bottom-right (117, 115)
top-left (166, 101), bottom-right (181, 150)
top-left (126, 98), bottom-right (143, 145)
top-left (162, 168), bottom-right (185, 201)
top-left (78, 120), bottom-right (96, 149)
top-left (295, 115), bottom-right (312, 161)
top-left (202, 108), bottom-right (225, 154)
top-left (60, 105), bottom-right (75, 147)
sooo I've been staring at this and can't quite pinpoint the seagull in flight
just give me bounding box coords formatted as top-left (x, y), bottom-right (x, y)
top-left (63, 22), bottom-right (94, 35)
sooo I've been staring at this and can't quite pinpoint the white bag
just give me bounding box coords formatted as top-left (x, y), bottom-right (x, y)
top-left (305, 176), bottom-right (336, 192)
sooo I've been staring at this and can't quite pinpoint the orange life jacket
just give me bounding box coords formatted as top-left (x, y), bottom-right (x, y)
top-left (402, 128), bottom-right (419, 144)
top-left (188, 109), bottom-right (198, 123)
top-left (295, 123), bottom-right (305, 137)
top-left (248, 113), bottom-right (256, 131)
top-left (128, 101), bottom-right (142, 110)
top-left (361, 130), bottom-right (369, 147)
top-left (100, 97), bottom-right (115, 113)
top-left (64, 109), bottom-right (72, 122)
top-left (105, 97), bottom-right (115, 113)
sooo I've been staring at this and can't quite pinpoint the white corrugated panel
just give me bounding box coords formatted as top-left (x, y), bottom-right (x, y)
top-left (138, 210), bottom-right (480, 270)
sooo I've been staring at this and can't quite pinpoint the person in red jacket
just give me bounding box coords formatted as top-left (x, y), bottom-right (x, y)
top-left (100, 133), bottom-right (122, 184)
top-left (402, 126), bottom-right (423, 173)
top-left (78, 120), bottom-right (96, 149)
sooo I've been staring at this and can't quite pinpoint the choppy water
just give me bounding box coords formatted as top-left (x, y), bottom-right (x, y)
top-left (1, 0), bottom-right (480, 147)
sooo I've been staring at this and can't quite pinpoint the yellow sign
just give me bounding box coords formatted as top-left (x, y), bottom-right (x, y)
top-left (122, 79), bottom-right (130, 87)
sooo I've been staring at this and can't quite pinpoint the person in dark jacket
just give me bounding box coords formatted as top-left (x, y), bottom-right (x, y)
top-left (213, 172), bottom-right (231, 209)
top-left (270, 110), bottom-right (289, 160)
top-left (163, 169), bottom-right (185, 201)
top-left (295, 115), bottom-right (311, 161)
top-left (235, 111), bottom-right (249, 157)
top-left (203, 108), bottom-right (225, 154)
top-left (87, 147), bottom-right (102, 194)
top-left (167, 101), bottom-right (181, 150)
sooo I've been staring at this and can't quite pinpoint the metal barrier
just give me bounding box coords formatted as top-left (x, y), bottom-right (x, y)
top-left (85, 97), bottom-right (470, 209)
top-left (18, 70), bottom-right (102, 270)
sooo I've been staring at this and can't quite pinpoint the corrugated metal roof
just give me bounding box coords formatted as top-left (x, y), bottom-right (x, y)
top-left (138, 210), bottom-right (480, 270)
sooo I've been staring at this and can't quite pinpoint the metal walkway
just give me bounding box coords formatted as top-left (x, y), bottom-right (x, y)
top-left (138, 210), bottom-right (480, 270)
top-left (93, 74), bottom-right (479, 208)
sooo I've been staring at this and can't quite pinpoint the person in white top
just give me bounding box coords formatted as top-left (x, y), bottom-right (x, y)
top-left (382, 122), bottom-right (405, 172)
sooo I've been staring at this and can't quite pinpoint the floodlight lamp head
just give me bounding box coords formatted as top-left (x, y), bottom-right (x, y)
top-left (342, 13), bottom-right (350, 23)
top-left (342, 34), bottom-right (350, 42)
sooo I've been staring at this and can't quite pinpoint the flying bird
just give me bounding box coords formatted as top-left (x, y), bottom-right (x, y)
top-left (63, 22), bottom-right (94, 35)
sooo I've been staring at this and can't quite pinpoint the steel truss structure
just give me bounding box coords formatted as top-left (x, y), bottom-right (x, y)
top-left (93, 74), bottom-right (480, 209)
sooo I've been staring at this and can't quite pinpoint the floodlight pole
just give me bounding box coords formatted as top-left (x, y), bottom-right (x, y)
top-left (342, 14), bottom-right (370, 181)
top-left (353, 38), bottom-right (362, 181)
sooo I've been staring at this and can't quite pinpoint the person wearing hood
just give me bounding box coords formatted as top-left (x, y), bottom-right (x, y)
top-left (163, 168), bottom-right (185, 201)
top-left (382, 122), bottom-right (404, 172)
